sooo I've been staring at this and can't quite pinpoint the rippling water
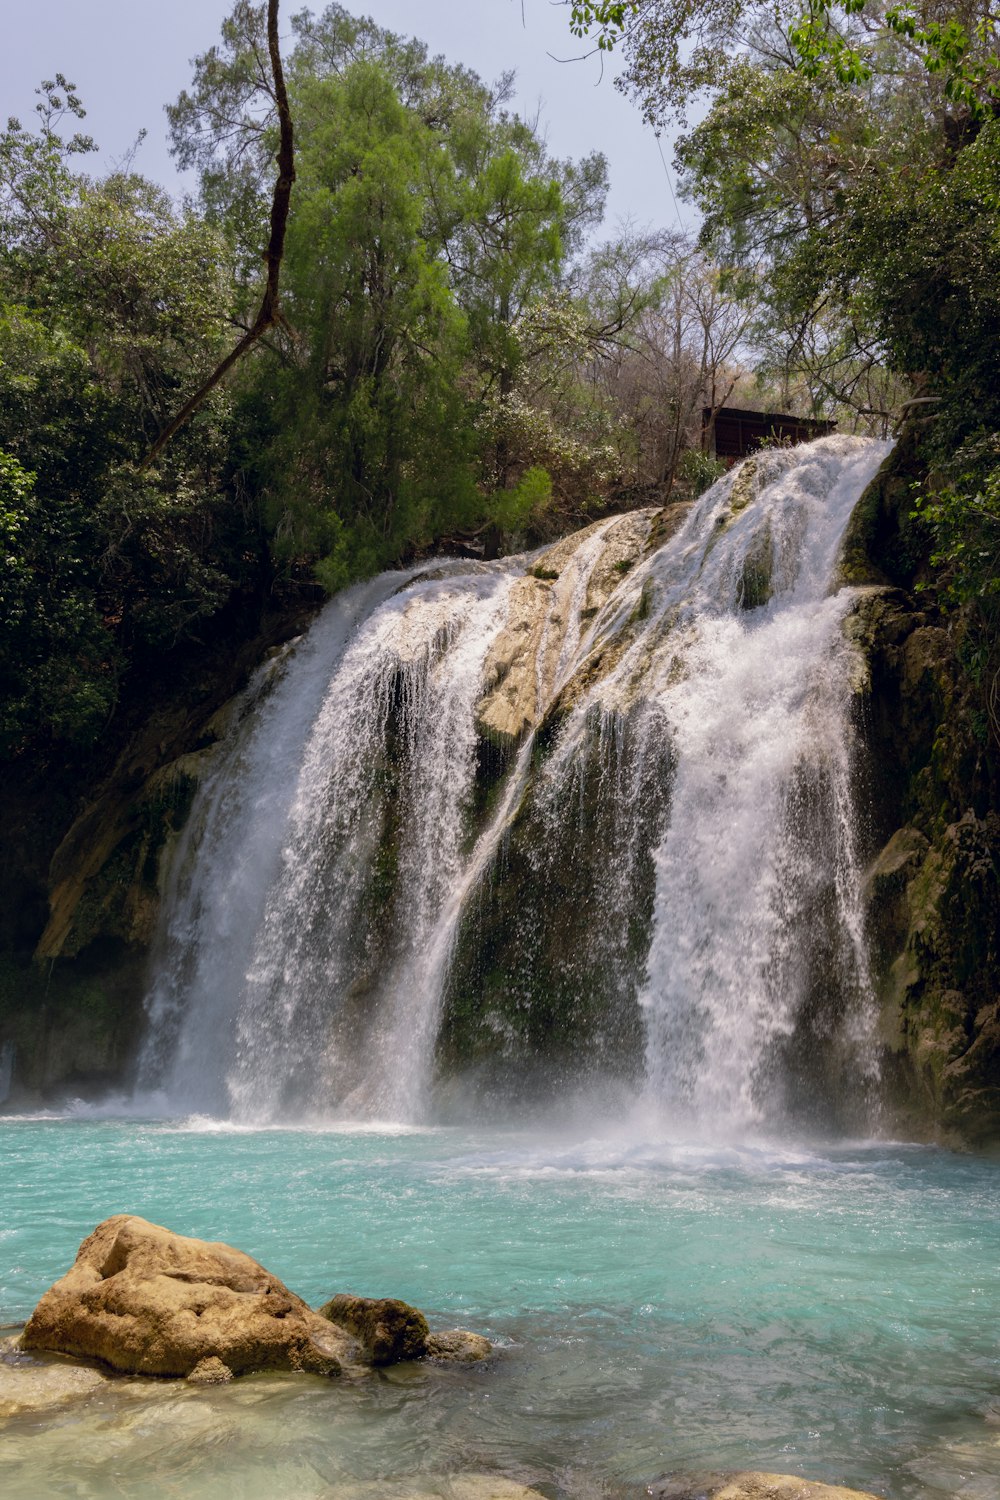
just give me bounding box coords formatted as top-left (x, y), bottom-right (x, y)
top-left (2, 1115), bottom-right (1000, 1499)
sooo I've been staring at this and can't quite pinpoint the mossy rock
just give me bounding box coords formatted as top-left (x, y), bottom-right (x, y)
top-left (866, 813), bottom-right (1000, 1141)
top-left (837, 425), bottom-right (925, 589)
top-left (437, 703), bottom-right (672, 1102)
top-left (0, 941), bottom-right (147, 1101)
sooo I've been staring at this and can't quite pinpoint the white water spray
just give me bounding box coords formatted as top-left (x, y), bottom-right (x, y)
top-left (140, 436), bottom-right (890, 1129)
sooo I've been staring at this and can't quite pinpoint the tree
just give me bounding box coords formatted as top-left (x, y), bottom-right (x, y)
top-left (567, 0), bottom-right (1000, 732)
top-left (0, 93), bottom-right (254, 754)
top-left (168, 3), bottom-right (615, 575)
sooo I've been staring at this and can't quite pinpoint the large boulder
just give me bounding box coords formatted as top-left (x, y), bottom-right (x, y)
top-left (20, 1215), bottom-right (359, 1379)
top-left (648, 1474), bottom-right (884, 1500)
top-left (317, 1292), bottom-right (492, 1365)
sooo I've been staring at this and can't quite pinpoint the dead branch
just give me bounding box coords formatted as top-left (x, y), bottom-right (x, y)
top-left (143, 0), bottom-right (295, 467)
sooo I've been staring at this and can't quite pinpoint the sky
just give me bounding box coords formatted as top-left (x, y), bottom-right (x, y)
top-left (1, 0), bottom-right (694, 237)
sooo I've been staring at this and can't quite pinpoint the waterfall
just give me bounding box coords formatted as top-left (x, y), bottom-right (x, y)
top-left (139, 435), bottom-right (891, 1129)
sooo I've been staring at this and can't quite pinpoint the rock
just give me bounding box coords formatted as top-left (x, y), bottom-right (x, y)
top-left (36, 753), bottom-right (210, 964)
top-left (647, 1473), bottom-right (885, 1500)
top-left (444, 1482), bottom-right (541, 1500)
top-left (186, 1355), bottom-right (233, 1384)
top-left (317, 1294), bottom-right (429, 1365)
top-left (327, 1478), bottom-right (544, 1500)
top-left (863, 811), bottom-right (1000, 1139)
top-left (316, 1293), bottom-right (493, 1365)
top-left (443, 1482), bottom-right (542, 1500)
top-left (20, 1215), bottom-right (359, 1379)
top-left (476, 510), bottom-right (656, 749)
top-left (0, 1350), bottom-right (109, 1417)
top-left (424, 1329), bottom-right (493, 1362)
top-left (738, 521), bottom-right (773, 609)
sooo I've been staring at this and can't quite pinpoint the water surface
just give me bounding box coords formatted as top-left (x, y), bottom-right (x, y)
top-left (3, 1115), bottom-right (999, 1499)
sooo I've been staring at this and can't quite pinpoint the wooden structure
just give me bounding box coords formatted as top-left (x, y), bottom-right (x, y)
top-left (704, 406), bottom-right (836, 466)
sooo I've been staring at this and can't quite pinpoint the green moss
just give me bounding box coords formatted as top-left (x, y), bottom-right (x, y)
top-left (738, 523), bottom-right (773, 610)
top-left (629, 577), bottom-right (656, 625)
top-left (438, 706), bottom-right (674, 1099)
top-left (837, 427), bottom-right (926, 588)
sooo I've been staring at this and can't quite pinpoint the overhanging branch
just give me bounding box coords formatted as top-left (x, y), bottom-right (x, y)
top-left (143, 0), bottom-right (295, 467)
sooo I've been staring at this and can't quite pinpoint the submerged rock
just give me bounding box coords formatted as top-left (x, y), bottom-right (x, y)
top-left (648, 1474), bottom-right (884, 1500)
top-left (317, 1292), bottom-right (492, 1365)
top-left (424, 1329), bottom-right (492, 1362)
top-left (328, 1479), bottom-right (545, 1499)
top-left (0, 1345), bottom-right (109, 1417)
top-left (20, 1215), bottom-right (359, 1379)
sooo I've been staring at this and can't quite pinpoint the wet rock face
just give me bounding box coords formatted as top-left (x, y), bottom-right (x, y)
top-left (475, 509), bottom-right (658, 750)
top-left (21, 1215), bottom-right (358, 1378)
top-left (866, 811), bottom-right (1000, 1141)
top-left (0, 618), bottom-right (309, 1105)
top-left (843, 436), bottom-right (1000, 1143)
top-left (648, 1473), bottom-right (885, 1500)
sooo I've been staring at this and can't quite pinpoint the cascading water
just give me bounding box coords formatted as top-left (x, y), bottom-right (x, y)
top-left (139, 435), bottom-right (891, 1129)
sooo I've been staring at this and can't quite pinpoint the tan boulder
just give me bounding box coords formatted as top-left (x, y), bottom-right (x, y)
top-left (648, 1474), bottom-right (884, 1500)
top-left (20, 1215), bottom-right (359, 1379)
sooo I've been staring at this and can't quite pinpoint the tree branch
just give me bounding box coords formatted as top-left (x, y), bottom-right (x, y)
top-left (143, 0), bottom-right (295, 467)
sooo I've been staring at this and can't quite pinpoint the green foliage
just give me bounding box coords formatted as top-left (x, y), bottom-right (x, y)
top-left (914, 441), bottom-right (1000, 611)
top-left (568, 0), bottom-right (1000, 735)
top-left (490, 466), bottom-right (553, 533)
top-left (913, 441), bottom-right (1000, 742)
top-left (0, 441), bottom-right (115, 752)
top-left (0, 6), bottom-right (689, 765)
top-left (0, 94), bottom-right (249, 756)
top-left (567, 1), bottom-right (1000, 124)
top-left (678, 448), bottom-right (726, 495)
top-left (174, 17), bottom-right (613, 581)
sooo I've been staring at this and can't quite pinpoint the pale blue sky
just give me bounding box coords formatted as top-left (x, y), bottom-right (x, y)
top-left (1, 0), bottom-right (693, 237)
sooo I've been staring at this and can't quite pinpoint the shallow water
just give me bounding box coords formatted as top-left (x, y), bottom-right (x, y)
top-left (2, 1116), bottom-right (1000, 1499)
